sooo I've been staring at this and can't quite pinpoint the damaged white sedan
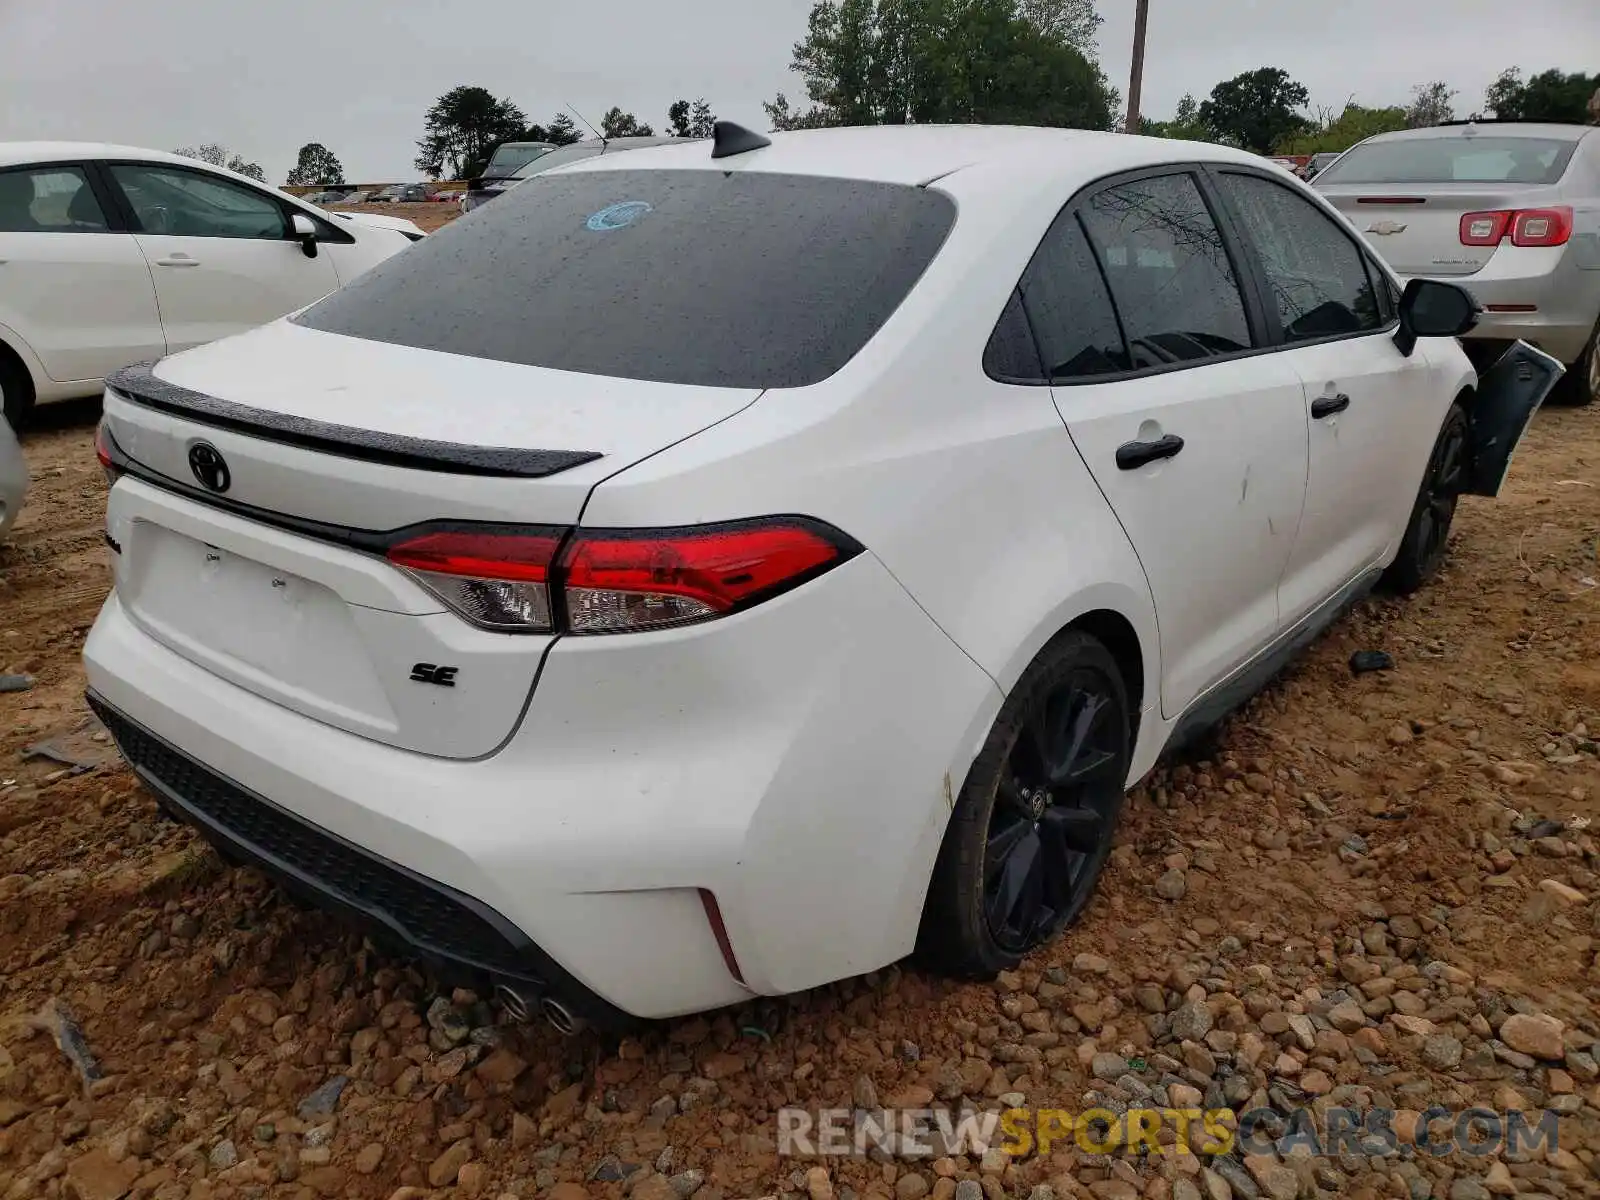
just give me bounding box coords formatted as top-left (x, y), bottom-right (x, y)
top-left (86, 124), bottom-right (1561, 1029)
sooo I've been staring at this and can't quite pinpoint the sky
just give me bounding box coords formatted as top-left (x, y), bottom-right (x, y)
top-left (1, 0), bottom-right (1596, 184)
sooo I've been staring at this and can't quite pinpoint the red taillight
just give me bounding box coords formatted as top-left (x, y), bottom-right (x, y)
top-left (385, 526), bottom-right (563, 632)
top-left (1461, 206), bottom-right (1572, 248)
top-left (1460, 210), bottom-right (1512, 246)
top-left (382, 517), bottom-right (860, 635)
top-left (94, 420), bottom-right (121, 486)
top-left (1509, 207), bottom-right (1572, 247)
top-left (559, 519), bottom-right (852, 634)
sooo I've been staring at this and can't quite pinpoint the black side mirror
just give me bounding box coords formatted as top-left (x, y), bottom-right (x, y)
top-left (290, 213), bottom-right (319, 259)
top-left (1395, 278), bottom-right (1478, 356)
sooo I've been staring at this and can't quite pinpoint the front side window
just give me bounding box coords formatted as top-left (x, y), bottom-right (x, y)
top-left (1216, 172), bottom-right (1383, 342)
top-left (109, 164), bottom-right (287, 240)
top-left (296, 170), bottom-right (956, 389)
top-left (1078, 173), bottom-right (1253, 367)
top-left (0, 165), bottom-right (109, 233)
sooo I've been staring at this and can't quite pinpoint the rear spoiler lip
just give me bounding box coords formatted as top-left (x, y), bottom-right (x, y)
top-left (103, 362), bottom-right (603, 479)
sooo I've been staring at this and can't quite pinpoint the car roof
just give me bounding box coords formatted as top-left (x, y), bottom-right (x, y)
top-left (0, 141), bottom-right (205, 169)
top-left (553, 124), bottom-right (1276, 190)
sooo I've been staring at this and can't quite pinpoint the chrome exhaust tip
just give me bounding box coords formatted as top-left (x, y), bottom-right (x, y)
top-left (493, 983), bottom-right (536, 1024)
top-left (540, 996), bottom-right (587, 1037)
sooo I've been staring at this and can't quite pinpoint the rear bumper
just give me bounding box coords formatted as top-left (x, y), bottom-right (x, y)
top-left (1426, 247), bottom-right (1600, 365)
top-left (85, 544), bottom-right (1000, 1020)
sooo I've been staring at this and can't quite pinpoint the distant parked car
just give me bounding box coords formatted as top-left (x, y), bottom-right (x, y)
top-left (331, 191), bottom-right (370, 205)
top-left (0, 413), bottom-right (24, 541)
top-left (1316, 120), bottom-right (1600, 404)
top-left (0, 142), bottom-right (419, 423)
top-left (461, 137), bottom-right (689, 213)
top-left (305, 189), bottom-right (353, 205)
top-left (372, 184), bottom-right (429, 204)
top-left (458, 142), bottom-right (558, 212)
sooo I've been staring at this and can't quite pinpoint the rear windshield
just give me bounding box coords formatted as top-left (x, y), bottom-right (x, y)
top-left (294, 170), bottom-right (956, 389)
top-left (486, 145), bottom-right (553, 176)
top-left (1316, 136), bottom-right (1578, 185)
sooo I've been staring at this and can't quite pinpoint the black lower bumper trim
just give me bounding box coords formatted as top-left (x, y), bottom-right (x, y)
top-left (87, 691), bottom-right (631, 1030)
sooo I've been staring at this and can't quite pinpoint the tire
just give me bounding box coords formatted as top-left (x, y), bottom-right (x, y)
top-left (0, 351), bottom-right (33, 429)
top-left (1556, 318), bottom-right (1598, 407)
top-left (1382, 402), bottom-right (1469, 596)
top-left (916, 630), bottom-right (1131, 979)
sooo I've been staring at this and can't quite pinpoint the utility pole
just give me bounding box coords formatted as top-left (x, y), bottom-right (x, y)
top-left (1125, 0), bottom-right (1150, 134)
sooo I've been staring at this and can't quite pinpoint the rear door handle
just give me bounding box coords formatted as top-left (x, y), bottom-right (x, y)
top-left (155, 258), bottom-right (200, 268)
top-left (1311, 392), bottom-right (1351, 419)
top-left (1116, 433), bottom-right (1185, 470)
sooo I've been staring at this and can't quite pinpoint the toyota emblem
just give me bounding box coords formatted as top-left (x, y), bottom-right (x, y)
top-left (188, 442), bottom-right (231, 493)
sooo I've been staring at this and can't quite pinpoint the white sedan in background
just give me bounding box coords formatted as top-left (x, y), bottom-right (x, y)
top-left (0, 143), bottom-right (422, 425)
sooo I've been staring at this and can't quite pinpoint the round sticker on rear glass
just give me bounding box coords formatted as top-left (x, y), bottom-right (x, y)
top-left (586, 200), bottom-right (653, 231)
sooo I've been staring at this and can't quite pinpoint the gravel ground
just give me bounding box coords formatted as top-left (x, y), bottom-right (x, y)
top-left (0, 386), bottom-right (1597, 1200)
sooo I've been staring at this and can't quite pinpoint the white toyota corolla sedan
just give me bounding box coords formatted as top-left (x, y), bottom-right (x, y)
top-left (85, 123), bottom-right (1560, 1031)
top-left (0, 142), bottom-right (423, 425)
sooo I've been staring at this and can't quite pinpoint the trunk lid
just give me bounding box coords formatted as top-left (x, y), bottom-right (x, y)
top-left (102, 320), bottom-right (762, 759)
top-left (1317, 183), bottom-right (1552, 277)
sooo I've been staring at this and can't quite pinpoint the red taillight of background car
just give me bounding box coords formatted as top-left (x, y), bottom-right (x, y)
top-left (383, 517), bottom-right (861, 635)
top-left (385, 526), bottom-right (565, 632)
top-left (1460, 206), bottom-right (1572, 248)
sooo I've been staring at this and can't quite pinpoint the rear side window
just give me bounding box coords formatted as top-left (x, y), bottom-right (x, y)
top-left (0, 166), bottom-right (109, 233)
top-left (297, 170), bottom-right (956, 389)
top-left (1078, 173), bottom-right (1254, 367)
top-left (1215, 172), bottom-right (1384, 341)
top-left (1315, 136), bottom-right (1578, 185)
top-left (1014, 212), bottom-right (1129, 379)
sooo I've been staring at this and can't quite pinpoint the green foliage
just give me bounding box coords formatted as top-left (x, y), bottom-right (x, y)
top-left (414, 86), bottom-right (529, 179)
top-left (766, 0), bottom-right (1115, 133)
top-left (174, 144), bottom-right (266, 182)
top-left (1013, 0), bottom-right (1103, 53)
top-left (667, 99), bottom-right (717, 138)
top-left (600, 108), bottom-right (655, 139)
top-left (1198, 69), bottom-right (1310, 153)
top-left (1485, 67), bottom-right (1600, 123)
top-left (1142, 93), bottom-right (1211, 142)
top-left (285, 143), bottom-right (345, 187)
top-left (1277, 103), bottom-right (1408, 154)
top-left (531, 114), bottom-right (584, 146)
top-left (1405, 81), bottom-right (1456, 128)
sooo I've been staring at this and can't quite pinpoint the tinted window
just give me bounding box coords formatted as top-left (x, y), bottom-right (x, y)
top-left (110, 164), bottom-right (287, 239)
top-left (1079, 173), bottom-right (1253, 367)
top-left (1016, 212), bottom-right (1128, 379)
top-left (0, 166), bottom-right (109, 233)
top-left (1316, 136), bottom-right (1577, 185)
top-left (1217, 173), bottom-right (1383, 341)
top-left (296, 170), bottom-right (956, 389)
top-left (983, 290), bottom-right (1043, 380)
top-left (513, 144), bottom-right (602, 177)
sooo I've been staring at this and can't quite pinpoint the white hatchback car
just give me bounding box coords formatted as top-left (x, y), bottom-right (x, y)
top-left (0, 143), bottom-right (423, 424)
top-left (85, 124), bottom-right (1560, 1030)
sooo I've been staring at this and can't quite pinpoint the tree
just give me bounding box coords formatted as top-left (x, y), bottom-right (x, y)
top-left (174, 143), bottom-right (266, 182)
top-left (767, 0), bottom-right (1115, 133)
top-left (1405, 81), bottom-right (1456, 128)
top-left (1143, 92), bottom-right (1211, 141)
top-left (599, 108), bottom-right (655, 138)
top-left (1277, 101), bottom-right (1408, 154)
top-left (1197, 68), bottom-right (1310, 153)
top-left (525, 113), bottom-right (585, 146)
top-left (285, 143), bottom-right (345, 187)
top-left (1486, 67), bottom-right (1600, 123)
top-left (414, 86), bottom-right (529, 179)
top-left (667, 98), bottom-right (717, 138)
top-left (1014, 0), bottom-right (1102, 53)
